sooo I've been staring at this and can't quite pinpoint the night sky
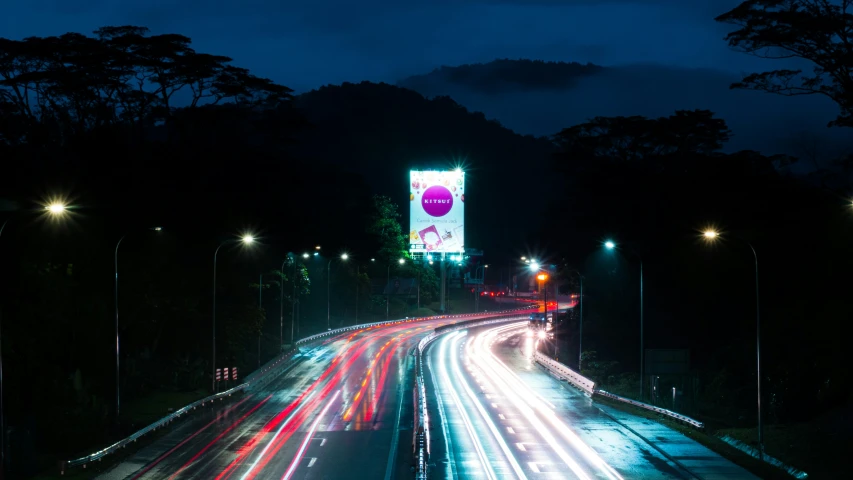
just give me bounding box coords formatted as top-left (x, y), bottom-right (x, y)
top-left (6, 0), bottom-right (760, 92)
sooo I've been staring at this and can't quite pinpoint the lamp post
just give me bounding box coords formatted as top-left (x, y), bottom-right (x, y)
top-left (113, 226), bottom-right (162, 425)
top-left (280, 257), bottom-right (288, 352)
top-left (386, 258), bottom-right (405, 319)
top-left (604, 240), bottom-right (644, 401)
top-left (702, 229), bottom-right (764, 460)
top-left (474, 264), bottom-right (488, 312)
top-left (258, 273), bottom-right (263, 367)
top-left (212, 234), bottom-right (255, 392)
top-left (0, 202), bottom-right (69, 473)
top-left (563, 269), bottom-right (585, 370)
top-left (327, 253), bottom-right (348, 330)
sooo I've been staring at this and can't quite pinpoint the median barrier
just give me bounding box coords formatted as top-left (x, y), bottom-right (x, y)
top-left (532, 351), bottom-right (704, 430)
top-left (61, 306), bottom-right (534, 475)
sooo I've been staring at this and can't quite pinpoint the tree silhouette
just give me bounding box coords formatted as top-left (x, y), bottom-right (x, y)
top-left (716, 0), bottom-right (853, 127)
top-left (0, 26), bottom-right (292, 148)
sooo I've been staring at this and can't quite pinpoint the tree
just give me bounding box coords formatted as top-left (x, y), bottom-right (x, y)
top-left (0, 26), bottom-right (293, 147)
top-left (367, 195), bottom-right (408, 262)
top-left (716, 0), bottom-right (853, 127)
top-left (552, 109), bottom-right (731, 163)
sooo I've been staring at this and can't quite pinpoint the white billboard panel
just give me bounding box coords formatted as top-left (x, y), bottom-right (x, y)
top-left (409, 170), bottom-right (465, 253)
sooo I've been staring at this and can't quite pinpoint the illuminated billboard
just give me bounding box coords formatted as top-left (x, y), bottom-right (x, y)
top-left (409, 170), bottom-right (465, 253)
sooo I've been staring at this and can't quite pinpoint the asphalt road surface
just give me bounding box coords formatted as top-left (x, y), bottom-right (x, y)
top-left (97, 318), bottom-right (454, 480)
top-left (424, 322), bottom-right (759, 480)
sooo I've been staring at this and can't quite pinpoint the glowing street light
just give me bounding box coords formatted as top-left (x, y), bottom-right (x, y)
top-left (46, 203), bottom-right (67, 215)
top-left (537, 273), bottom-right (548, 281)
top-left (315, 245), bottom-right (321, 250)
top-left (302, 253), bottom-right (310, 258)
top-left (603, 237), bottom-right (644, 400)
top-left (327, 252), bottom-right (350, 330)
top-left (211, 233), bottom-right (257, 392)
top-left (386, 259), bottom-right (406, 319)
top-left (529, 262), bottom-right (540, 271)
top-left (1, 197), bottom-right (72, 454)
top-left (700, 228), bottom-right (764, 459)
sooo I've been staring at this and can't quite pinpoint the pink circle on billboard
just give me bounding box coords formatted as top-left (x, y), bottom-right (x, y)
top-left (421, 185), bottom-right (454, 217)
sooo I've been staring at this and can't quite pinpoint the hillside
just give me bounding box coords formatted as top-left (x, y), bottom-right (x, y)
top-left (292, 81), bottom-right (557, 252)
top-left (399, 59), bottom-right (603, 96)
top-left (397, 59), bottom-right (853, 162)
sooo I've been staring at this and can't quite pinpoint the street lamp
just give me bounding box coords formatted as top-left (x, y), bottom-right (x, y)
top-left (566, 269), bottom-right (585, 371)
top-left (211, 234), bottom-right (255, 392)
top-left (113, 226), bottom-right (162, 425)
top-left (702, 229), bottom-right (764, 459)
top-left (1, 200), bottom-right (70, 472)
top-left (531, 264), bottom-right (555, 359)
top-left (604, 239), bottom-right (645, 400)
top-left (328, 253), bottom-right (349, 330)
top-left (386, 258), bottom-right (405, 319)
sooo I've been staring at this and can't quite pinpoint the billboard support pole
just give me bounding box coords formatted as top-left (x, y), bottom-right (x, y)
top-left (439, 258), bottom-right (447, 313)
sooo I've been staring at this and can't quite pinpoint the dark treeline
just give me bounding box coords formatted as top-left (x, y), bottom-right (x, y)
top-left (2, 0), bottom-right (853, 476)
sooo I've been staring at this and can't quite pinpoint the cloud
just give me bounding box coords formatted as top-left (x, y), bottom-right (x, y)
top-left (398, 62), bottom-right (853, 158)
top-left (2, 0), bottom-right (756, 91)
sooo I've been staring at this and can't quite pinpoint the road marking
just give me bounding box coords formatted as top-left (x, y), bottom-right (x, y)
top-left (383, 358), bottom-right (406, 480)
top-left (516, 443), bottom-right (526, 451)
top-left (307, 458), bottom-right (317, 468)
top-left (529, 462), bottom-right (541, 473)
top-left (507, 427), bottom-right (515, 434)
top-left (310, 437), bottom-right (327, 446)
top-left (498, 414), bottom-right (506, 420)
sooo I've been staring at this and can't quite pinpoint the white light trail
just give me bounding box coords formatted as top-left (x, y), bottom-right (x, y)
top-left (449, 333), bottom-right (528, 480)
top-left (239, 391), bottom-right (316, 480)
top-left (282, 389), bottom-right (341, 480)
top-left (437, 332), bottom-right (498, 480)
top-left (473, 324), bottom-right (624, 480)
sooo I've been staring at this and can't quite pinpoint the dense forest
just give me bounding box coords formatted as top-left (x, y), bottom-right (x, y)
top-left (2, 2), bottom-right (853, 475)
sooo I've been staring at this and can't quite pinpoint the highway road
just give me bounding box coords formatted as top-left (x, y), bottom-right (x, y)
top-left (424, 322), bottom-right (759, 480)
top-left (96, 316), bottom-right (474, 480)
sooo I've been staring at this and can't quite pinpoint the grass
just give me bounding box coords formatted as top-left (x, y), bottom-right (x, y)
top-left (717, 405), bottom-right (852, 480)
top-left (28, 389), bottom-right (213, 480)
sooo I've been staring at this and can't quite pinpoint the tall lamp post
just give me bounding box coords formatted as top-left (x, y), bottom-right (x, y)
top-left (114, 226), bottom-right (162, 425)
top-left (0, 202), bottom-right (69, 473)
top-left (327, 253), bottom-right (348, 330)
top-left (211, 234), bottom-right (255, 392)
top-left (566, 269), bottom-right (585, 371)
top-left (280, 257), bottom-right (290, 352)
top-left (386, 258), bottom-right (405, 319)
top-left (604, 240), bottom-right (645, 401)
top-left (702, 229), bottom-right (764, 460)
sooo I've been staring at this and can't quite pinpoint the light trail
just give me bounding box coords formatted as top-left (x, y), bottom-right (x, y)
top-left (472, 323), bottom-right (624, 480)
top-left (237, 391), bottom-right (316, 480)
top-left (437, 331), bottom-right (499, 480)
top-left (449, 332), bottom-right (529, 480)
top-left (282, 389), bottom-right (341, 480)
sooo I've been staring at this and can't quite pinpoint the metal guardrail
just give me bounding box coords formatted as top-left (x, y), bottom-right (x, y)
top-left (533, 351), bottom-right (596, 395)
top-left (59, 383), bottom-right (247, 473)
top-left (532, 351), bottom-right (704, 430)
top-left (412, 314), bottom-right (532, 479)
top-left (594, 390), bottom-right (705, 429)
top-left (60, 306), bottom-right (534, 474)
